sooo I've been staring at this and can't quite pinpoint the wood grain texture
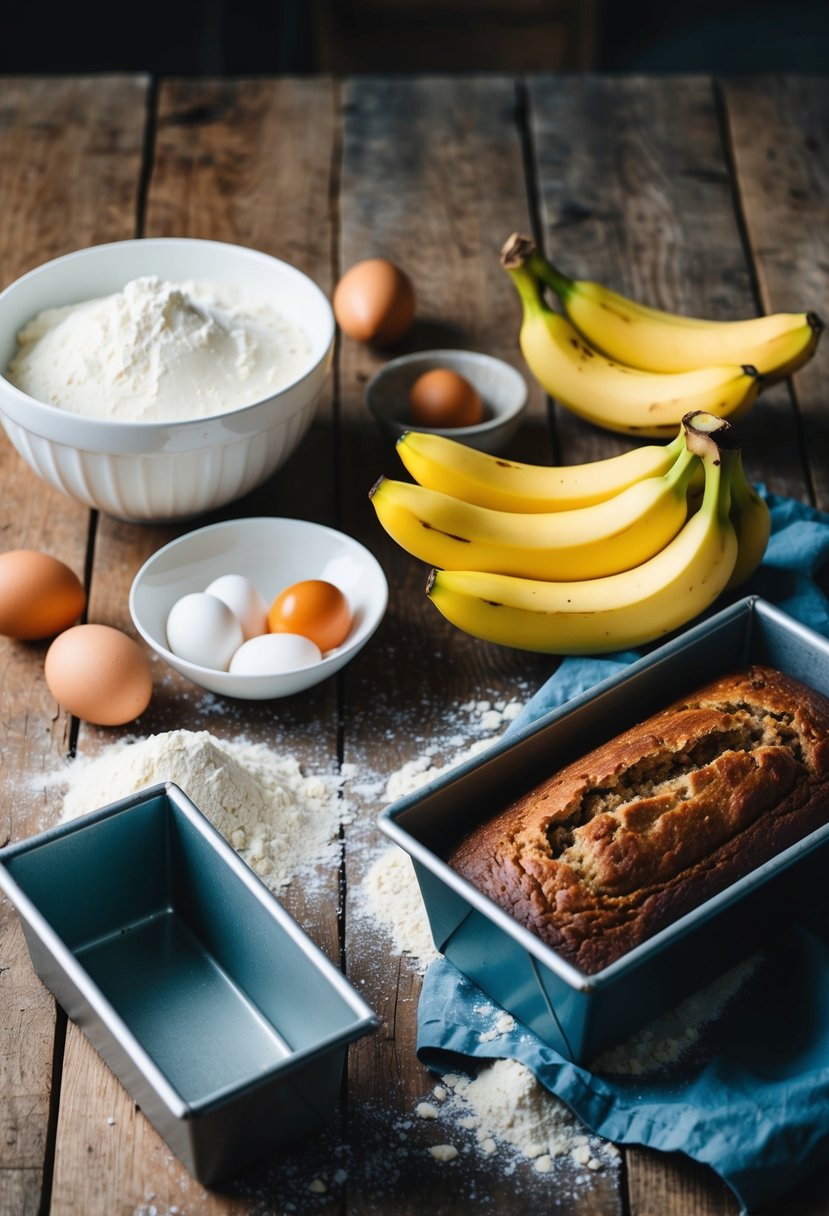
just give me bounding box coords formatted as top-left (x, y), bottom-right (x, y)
top-left (722, 75), bottom-right (829, 509)
top-left (49, 78), bottom-right (344, 1215)
top-left (0, 75), bottom-right (148, 1216)
top-left (0, 73), bottom-right (827, 1216)
top-left (626, 1149), bottom-right (737, 1216)
top-left (336, 74), bottom-right (622, 1215)
top-left (528, 72), bottom-right (828, 1216)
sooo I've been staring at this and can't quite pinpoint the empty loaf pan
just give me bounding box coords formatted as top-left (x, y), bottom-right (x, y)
top-left (380, 596), bottom-right (829, 1066)
top-left (0, 783), bottom-right (378, 1184)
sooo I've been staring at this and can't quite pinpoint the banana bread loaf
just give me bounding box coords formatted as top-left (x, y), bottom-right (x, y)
top-left (448, 665), bottom-right (829, 974)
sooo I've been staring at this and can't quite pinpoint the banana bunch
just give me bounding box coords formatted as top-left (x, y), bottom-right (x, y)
top-left (370, 414), bottom-right (771, 654)
top-left (501, 234), bottom-right (822, 438)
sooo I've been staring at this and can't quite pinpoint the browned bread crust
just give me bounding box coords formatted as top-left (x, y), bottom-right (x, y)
top-left (448, 666), bottom-right (829, 974)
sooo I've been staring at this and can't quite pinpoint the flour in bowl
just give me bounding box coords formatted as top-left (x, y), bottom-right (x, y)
top-left (6, 275), bottom-right (311, 422)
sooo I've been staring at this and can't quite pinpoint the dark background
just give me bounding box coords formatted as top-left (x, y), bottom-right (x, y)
top-left (1, 0), bottom-right (827, 76)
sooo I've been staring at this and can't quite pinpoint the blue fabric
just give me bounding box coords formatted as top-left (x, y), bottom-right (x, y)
top-left (416, 489), bottom-right (829, 1214)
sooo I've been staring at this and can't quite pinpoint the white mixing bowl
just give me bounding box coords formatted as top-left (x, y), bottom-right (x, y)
top-left (0, 239), bottom-right (335, 522)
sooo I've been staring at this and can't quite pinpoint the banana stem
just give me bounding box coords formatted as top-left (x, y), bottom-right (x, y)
top-left (499, 232), bottom-right (575, 303)
top-left (694, 423), bottom-right (732, 527)
top-left (500, 232), bottom-right (536, 270)
top-left (503, 260), bottom-right (550, 316)
top-left (526, 250), bottom-right (575, 304)
top-left (682, 410), bottom-right (735, 462)
top-left (726, 448), bottom-right (750, 509)
top-left (663, 441), bottom-right (701, 495)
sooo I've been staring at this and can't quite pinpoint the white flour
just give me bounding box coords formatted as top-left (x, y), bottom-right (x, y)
top-left (355, 696), bottom-right (524, 972)
top-left (7, 275), bottom-right (311, 422)
top-left (433, 1061), bottom-right (614, 1174)
top-left (359, 846), bottom-right (441, 972)
top-left (52, 729), bottom-right (347, 891)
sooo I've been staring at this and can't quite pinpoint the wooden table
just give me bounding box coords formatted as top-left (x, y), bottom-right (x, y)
top-left (1, 73), bottom-right (827, 1216)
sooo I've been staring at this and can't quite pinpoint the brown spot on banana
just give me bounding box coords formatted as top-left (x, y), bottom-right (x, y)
top-left (420, 521), bottom-right (471, 543)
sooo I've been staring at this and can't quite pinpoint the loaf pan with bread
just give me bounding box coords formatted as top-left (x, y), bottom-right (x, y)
top-left (379, 596), bottom-right (829, 1065)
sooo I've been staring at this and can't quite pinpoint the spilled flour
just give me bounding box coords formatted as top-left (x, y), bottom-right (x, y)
top-left (350, 698), bottom-right (620, 1182)
top-left (359, 845), bottom-right (441, 972)
top-left (50, 729), bottom-right (348, 892)
top-left (431, 1060), bottom-right (617, 1174)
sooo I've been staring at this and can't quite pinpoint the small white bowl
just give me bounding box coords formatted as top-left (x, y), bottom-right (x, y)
top-left (0, 239), bottom-right (335, 522)
top-left (129, 517), bottom-right (388, 699)
top-left (366, 349), bottom-right (527, 454)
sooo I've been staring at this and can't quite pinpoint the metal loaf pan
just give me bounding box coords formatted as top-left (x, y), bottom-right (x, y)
top-left (0, 783), bottom-right (378, 1185)
top-left (380, 596), bottom-right (829, 1066)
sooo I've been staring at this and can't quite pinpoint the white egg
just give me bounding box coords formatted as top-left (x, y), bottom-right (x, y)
top-left (204, 573), bottom-right (268, 640)
top-left (229, 632), bottom-right (322, 676)
top-left (166, 592), bottom-right (244, 670)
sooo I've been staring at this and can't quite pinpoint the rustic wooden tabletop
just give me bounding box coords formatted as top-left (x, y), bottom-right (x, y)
top-left (1, 73), bottom-right (827, 1216)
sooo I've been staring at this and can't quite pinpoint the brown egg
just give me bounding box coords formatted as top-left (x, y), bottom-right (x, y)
top-left (409, 369), bottom-right (485, 428)
top-left (0, 549), bottom-right (86, 640)
top-left (45, 624), bottom-right (153, 726)
top-left (333, 258), bottom-right (415, 346)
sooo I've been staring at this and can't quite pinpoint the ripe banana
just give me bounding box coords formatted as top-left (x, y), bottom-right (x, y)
top-left (371, 441), bottom-right (699, 581)
top-left (501, 237), bottom-right (762, 439)
top-left (425, 413), bottom-right (738, 655)
top-left (725, 447), bottom-right (771, 590)
top-left (519, 237), bottom-right (823, 381)
top-left (395, 427), bottom-right (691, 513)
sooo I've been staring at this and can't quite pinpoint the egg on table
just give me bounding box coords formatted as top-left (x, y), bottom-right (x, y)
top-left (0, 549), bottom-right (86, 640)
top-left (44, 623), bottom-right (152, 726)
top-left (333, 258), bottom-right (415, 347)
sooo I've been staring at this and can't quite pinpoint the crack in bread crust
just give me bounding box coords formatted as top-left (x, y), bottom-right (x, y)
top-left (448, 666), bottom-right (829, 974)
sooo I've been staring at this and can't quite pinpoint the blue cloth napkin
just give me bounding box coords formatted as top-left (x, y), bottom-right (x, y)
top-left (416, 489), bottom-right (829, 1214)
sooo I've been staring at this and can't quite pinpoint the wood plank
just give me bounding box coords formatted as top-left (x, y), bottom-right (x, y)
top-left (527, 72), bottom-right (826, 1216)
top-left (47, 77), bottom-right (343, 1215)
top-left (625, 1150), bottom-right (738, 1216)
top-left (689, 113), bottom-right (829, 1216)
top-left (721, 75), bottom-right (829, 510)
top-left (526, 74), bottom-right (811, 503)
top-left (336, 74), bottom-right (623, 1215)
top-left (5, 71), bottom-right (824, 1216)
top-left (57, 1026), bottom-right (255, 1216)
top-left (0, 76), bottom-right (149, 1216)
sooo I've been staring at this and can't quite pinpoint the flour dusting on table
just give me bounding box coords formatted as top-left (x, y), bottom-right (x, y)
top-left (46, 729), bottom-right (348, 892)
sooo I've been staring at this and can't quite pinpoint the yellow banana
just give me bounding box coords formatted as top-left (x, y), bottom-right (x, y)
top-left (519, 237), bottom-right (823, 381)
top-left (426, 413), bottom-right (738, 655)
top-left (725, 448), bottom-right (771, 590)
top-left (370, 441), bottom-right (699, 581)
top-left (395, 427), bottom-right (690, 513)
top-left (501, 241), bottom-right (762, 439)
